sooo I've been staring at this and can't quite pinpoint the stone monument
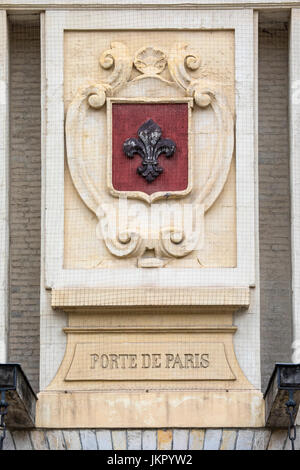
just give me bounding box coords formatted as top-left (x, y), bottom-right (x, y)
top-left (36, 9), bottom-right (263, 428)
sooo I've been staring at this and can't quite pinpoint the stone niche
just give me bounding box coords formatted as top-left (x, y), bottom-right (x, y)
top-left (37, 9), bottom-right (264, 428)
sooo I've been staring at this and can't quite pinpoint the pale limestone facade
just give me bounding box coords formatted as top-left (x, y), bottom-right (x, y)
top-left (1, 1), bottom-right (299, 450)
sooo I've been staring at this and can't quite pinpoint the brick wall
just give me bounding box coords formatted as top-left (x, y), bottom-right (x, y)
top-left (258, 21), bottom-right (293, 391)
top-left (8, 21), bottom-right (41, 392)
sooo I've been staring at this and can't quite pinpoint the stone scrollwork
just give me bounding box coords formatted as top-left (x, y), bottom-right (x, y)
top-left (65, 41), bottom-right (234, 265)
top-left (66, 42), bottom-right (143, 260)
top-left (168, 43), bottom-right (212, 108)
top-left (96, 205), bottom-right (143, 259)
top-left (98, 42), bottom-right (133, 93)
top-left (87, 41), bottom-right (133, 110)
top-left (66, 42), bottom-right (133, 213)
top-left (168, 43), bottom-right (202, 91)
top-left (168, 43), bottom-right (234, 212)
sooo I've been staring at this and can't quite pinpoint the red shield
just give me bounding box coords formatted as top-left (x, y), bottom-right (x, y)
top-left (109, 101), bottom-right (190, 202)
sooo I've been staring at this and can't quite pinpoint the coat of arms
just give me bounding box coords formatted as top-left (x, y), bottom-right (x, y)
top-left (66, 43), bottom-right (234, 267)
top-left (107, 98), bottom-right (192, 204)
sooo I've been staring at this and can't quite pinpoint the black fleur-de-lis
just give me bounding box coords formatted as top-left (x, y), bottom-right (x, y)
top-left (123, 119), bottom-right (176, 183)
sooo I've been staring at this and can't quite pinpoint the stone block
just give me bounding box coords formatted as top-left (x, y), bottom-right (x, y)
top-left (96, 430), bottom-right (113, 450)
top-left (30, 430), bottom-right (49, 450)
top-left (63, 430), bottom-right (82, 450)
top-left (235, 430), bottom-right (254, 450)
top-left (188, 429), bottom-right (205, 450)
top-left (172, 429), bottom-right (189, 450)
top-left (220, 430), bottom-right (237, 450)
top-left (267, 429), bottom-right (287, 450)
top-left (112, 430), bottom-right (127, 450)
top-left (46, 430), bottom-right (66, 450)
top-left (203, 429), bottom-right (222, 450)
top-left (284, 426), bottom-right (300, 450)
top-left (157, 430), bottom-right (172, 450)
top-left (80, 430), bottom-right (98, 450)
top-left (127, 430), bottom-right (142, 450)
top-left (252, 429), bottom-right (271, 450)
top-left (142, 430), bottom-right (157, 450)
top-left (12, 430), bottom-right (32, 450)
top-left (2, 430), bottom-right (15, 450)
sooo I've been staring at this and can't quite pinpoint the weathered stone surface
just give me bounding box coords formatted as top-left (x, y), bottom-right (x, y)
top-left (203, 429), bottom-right (222, 450)
top-left (112, 430), bottom-right (127, 450)
top-left (283, 426), bottom-right (300, 450)
top-left (2, 430), bottom-right (15, 450)
top-left (220, 430), bottom-right (237, 450)
top-left (142, 430), bottom-right (157, 450)
top-left (127, 430), bottom-right (142, 450)
top-left (157, 430), bottom-right (172, 450)
top-left (64, 335), bottom-right (236, 383)
top-left (12, 430), bottom-right (32, 450)
top-left (46, 430), bottom-right (66, 450)
top-left (267, 429), bottom-right (287, 450)
top-left (4, 427), bottom-right (294, 451)
top-left (63, 430), bottom-right (82, 450)
top-left (235, 430), bottom-right (254, 450)
top-left (173, 429), bottom-right (189, 450)
top-left (188, 429), bottom-right (205, 450)
top-left (80, 430), bottom-right (98, 450)
top-left (252, 429), bottom-right (271, 450)
top-left (30, 430), bottom-right (49, 450)
top-left (96, 430), bottom-right (113, 450)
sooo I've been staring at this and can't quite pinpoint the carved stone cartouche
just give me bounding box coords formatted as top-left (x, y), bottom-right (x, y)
top-left (66, 41), bottom-right (234, 262)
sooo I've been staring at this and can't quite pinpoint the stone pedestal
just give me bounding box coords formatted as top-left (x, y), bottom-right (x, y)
top-left (36, 287), bottom-right (264, 428)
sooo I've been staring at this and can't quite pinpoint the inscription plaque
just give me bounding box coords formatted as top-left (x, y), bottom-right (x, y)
top-left (65, 341), bottom-right (235, 381)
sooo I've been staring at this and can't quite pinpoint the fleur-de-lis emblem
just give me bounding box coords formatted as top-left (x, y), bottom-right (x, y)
top-left (123, 119), bottom-right (176, 183)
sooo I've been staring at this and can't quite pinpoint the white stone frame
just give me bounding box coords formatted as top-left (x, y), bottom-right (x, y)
top-left (290, 9), bottom-right (300, 371)
top-left (0, 10), bottom-right (9, 363)
top-left (1, 0), bottom-right (300, 9)
top-left (44, 8), bottom-right (256, 291)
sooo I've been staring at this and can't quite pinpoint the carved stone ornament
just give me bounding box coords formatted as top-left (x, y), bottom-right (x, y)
top-left (123, 119), bottom-right (176, 183)
top-left (133, 46), bottom-right (167, 75)
top-left (66, 41), bottom-right (234, 266)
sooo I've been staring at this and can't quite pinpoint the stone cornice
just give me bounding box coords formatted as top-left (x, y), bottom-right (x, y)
top-left (2, 0), bottom-right (300, 12)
